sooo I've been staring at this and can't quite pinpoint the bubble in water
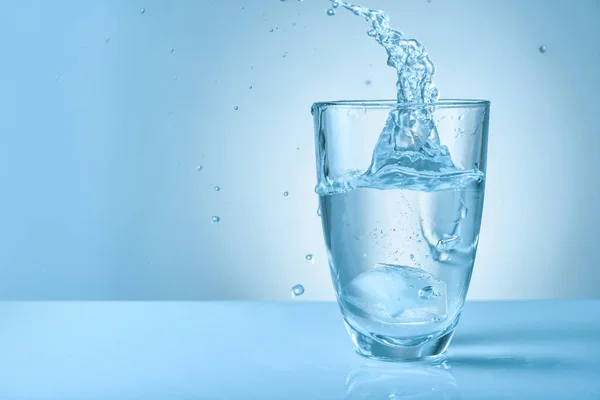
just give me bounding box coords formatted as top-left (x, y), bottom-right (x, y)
top-left (437, 252), bottom-right (451, 262)
top-left (291, 284), bottom-right (305, 297)
top-left (214, 186), bottom-right (220, 191)
top-left (458, 114), bottom-right (464, 121)
top-left (211, 216), bottom-right (220, 223)
top-left (418, 286), bottom-right (439, 300)
top-left (140, 8), bottom-right (145, 15)
top-left (269, 28), bottom-right (274, 32)
top-left (305, 254), bottom-right (314, 263)
top-left (409, 254), bottom-right (415, 260)
top-left (539, 45), bottom-right (547, 53)
top-left (249, 85), bottom-right (253, 89)
top-left (365, 79), bottom-right (372, 86)
top-left (283, 191), bottom-right (289, 197)
top-left (233, 106), bottom-right (239, 111)
top-left (105, 37), bottom-right (110, 43)
top-left (327, 9), bottom-right (336, 16)
top-left (332, 1), bottom-right (339, 7)
top-left (196, 165), bottom-right (203, 171)
top-left (367, 29), bottom-right (377, 37)
top-left (170, 48), bottom-right (174, 53)
top-left (436, 235), bottom-right (459, 250)
top-left (461, 207), bottom-right (469, 219)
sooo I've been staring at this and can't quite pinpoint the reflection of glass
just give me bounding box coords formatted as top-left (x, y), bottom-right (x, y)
top-left (343, 361), bottom-right (461, 400)
top-left (312, 100), bottom-right (490, 361)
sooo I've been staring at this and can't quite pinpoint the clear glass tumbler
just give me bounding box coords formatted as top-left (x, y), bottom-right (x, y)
top-left (312, 99), bottom-right (490, 361)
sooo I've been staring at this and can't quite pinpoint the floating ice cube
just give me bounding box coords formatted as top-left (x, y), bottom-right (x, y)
top-left (342, 264), bottom-right (447, 323)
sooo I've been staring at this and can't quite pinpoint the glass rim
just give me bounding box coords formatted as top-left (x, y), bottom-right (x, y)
top-left (311, 99), bottom-right (490, 111)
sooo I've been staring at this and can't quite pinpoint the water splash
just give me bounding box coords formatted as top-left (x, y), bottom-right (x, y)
top-left (314, 1), bottom-right (474, 196)
top-left (330, 1), bottom-right (438, 105)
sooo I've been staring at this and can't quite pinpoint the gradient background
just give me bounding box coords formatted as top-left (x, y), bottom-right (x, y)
top-left (1, 0), bottom-right (599, 300)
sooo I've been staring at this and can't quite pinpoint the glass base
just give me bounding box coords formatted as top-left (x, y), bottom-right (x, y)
top-left (345, 322), bottom-right (454, 362)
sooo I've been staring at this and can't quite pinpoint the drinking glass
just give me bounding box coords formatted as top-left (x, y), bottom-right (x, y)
top-left (312, 99), bottom-right (490, 361)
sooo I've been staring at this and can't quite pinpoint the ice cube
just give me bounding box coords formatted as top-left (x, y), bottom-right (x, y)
top-left (342, 264), bottom-right (447, 324)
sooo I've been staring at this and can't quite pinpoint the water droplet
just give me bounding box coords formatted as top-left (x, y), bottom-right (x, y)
top-left (140, 8), bottom-right (145, 15)
top-left (249, 85), bottom-right (253, 89)
top-left (305, 254), bottom-right (314, 262)
top-left (170, 48), bottom-right (174, 53)
top-left (365, 79), bottom-right (372, 85)
top-left (332, 1), bottom-right (339, 7)
top-left (367, 29), bottom-right (377, 37)
top-left (291, 284), bottom-right (305, 297)
top-left (196, 165), bottom-right (203, 171)
top-left (233, 106), bottom-right (239, 111)
top-left (418, 286), bottom-right (439, 300)
top-left (327, 9), bottom-right (336, 16)
top-left (211, 216), bottom-right (220, 223)
top-left (410, 254), bottom-right (415, 260)
top-left (214, 186), bottom-right (220, 191)
top-left (270, 28), bottom-right (274, 32)
top-left (539, 45), bottom-right (547, 53)
top-left (283, 191), bottom-right (289, 197)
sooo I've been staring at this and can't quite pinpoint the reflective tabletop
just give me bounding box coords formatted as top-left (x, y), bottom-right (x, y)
top-left (0, 301), bottom-right (598, 399)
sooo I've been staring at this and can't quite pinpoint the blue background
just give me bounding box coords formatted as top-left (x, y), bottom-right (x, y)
top-left (1, 0), bottom-right (599, 300)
